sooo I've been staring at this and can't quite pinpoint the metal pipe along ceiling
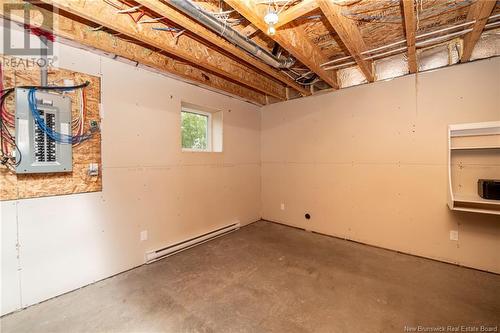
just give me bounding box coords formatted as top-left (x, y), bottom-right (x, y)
top-left (167, 0), bottom-right (295, 69)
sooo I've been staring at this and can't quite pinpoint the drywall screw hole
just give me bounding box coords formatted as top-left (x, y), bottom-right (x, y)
top-left (305, 213), bottom-right (311, 220)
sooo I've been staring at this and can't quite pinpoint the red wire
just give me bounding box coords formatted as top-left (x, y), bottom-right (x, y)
top-left (0, 62), bottom-right (14, 127)
top-left (134, 11), bottom-right (145, 23)
top-left (103, 0), bottom-right (145, 23)
top-left (1, 61), bottom-right (16, 157)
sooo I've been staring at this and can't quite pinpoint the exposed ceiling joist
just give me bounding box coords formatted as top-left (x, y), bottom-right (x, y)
top-left (275, 0), bottom-right (318, 29)
top-left (241, 23), bottom-right (259, 38)
top-left (40, 0), bottom-right (287, 101)
top-left (225, 0), bottom-right (339, 89)
top-left (461, 0), bottom-right (496, 62)
top-left (135, 0), bottom-right (310, 96)
top-left (402, 0), bottom-right (417, 74)
top-left (3, 0), bottom-right (489, 103)
top-left (0, 1), bottom-right (267, 105)
top-left (317, 0), bottom-right (375, 82)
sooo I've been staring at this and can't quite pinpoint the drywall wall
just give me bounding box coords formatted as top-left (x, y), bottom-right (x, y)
top-left (261, 57), bottom-right (500, 274)
top-left (0, 23), bottom-right (261, 315)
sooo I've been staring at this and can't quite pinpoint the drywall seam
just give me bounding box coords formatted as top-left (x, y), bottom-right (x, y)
top-left (15, 201), bottom-right (22, 311)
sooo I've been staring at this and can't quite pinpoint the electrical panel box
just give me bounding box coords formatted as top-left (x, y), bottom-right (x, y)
top-left (15, 88), bottom-right (72, 173)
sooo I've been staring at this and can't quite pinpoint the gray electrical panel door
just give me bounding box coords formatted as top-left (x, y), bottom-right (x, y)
top-left (15, 88), bottom-right (72, 173)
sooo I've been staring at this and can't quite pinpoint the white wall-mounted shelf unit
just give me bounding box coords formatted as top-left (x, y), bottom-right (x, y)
top-left (447, 121), bottom-right (500, 215)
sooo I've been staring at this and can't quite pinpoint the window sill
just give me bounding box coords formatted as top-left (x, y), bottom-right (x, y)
top-left (181, 149), bottom-right (222, 153)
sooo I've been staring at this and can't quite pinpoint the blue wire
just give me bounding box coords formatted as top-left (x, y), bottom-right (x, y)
top-left (28, 88), bottom-right (92, 145)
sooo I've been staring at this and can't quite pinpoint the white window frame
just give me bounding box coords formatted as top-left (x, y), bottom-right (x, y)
top-left (181, 107), bottom-right (212, 152)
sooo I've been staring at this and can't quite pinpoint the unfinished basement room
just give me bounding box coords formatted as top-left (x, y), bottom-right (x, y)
top-left (1, 0), bottom-right (499, 332)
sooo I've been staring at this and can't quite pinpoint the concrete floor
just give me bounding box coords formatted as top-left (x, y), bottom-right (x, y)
top-left (1, 221), bottom-right (499, 333)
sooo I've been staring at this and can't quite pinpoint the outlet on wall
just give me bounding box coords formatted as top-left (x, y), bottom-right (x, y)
top-left (450, 230), bottom-right (459, 241)
top-left (140, 230), bottom-right (148, 241)
top-left (280, 203), bottom-right (285, 210)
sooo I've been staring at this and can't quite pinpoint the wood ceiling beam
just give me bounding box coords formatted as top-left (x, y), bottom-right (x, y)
top-left (241, 23), bottom-right (259, 38)
top-left (317, 0), bottom-right (375, 82)
top-left (135, 0), bottom-right (310, 96)
top-left (39, 0), bottom-right (287, 101)
top-left (275, 0), bottom-right (319, 29)
top-left (0, 1), bottom-right (267, 105)
top-left (402, 0), bottom-right (417, 73)
top-left (461, 0), bottom-right (496, 62)
top-left (225, 0), bottom-right (338, 89)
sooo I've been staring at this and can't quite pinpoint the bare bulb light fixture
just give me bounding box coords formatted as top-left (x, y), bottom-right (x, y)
top-left (264, 10), bottom-right (278, 36)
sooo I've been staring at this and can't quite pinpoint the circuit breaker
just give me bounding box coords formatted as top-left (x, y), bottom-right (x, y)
top-left (15, 88), bottom-right (72, 173)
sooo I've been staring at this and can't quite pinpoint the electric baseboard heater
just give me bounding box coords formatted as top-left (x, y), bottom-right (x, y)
top-left (145, 222), bottom-right (240, 264)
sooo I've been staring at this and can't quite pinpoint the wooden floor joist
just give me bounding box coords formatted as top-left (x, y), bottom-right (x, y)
top-left (461, 0), bottom-right (496, 62)
top-left (225, 0), bottom-right (338, 89)
top-left (402, 0), bottom-right (417, 74)
top-left (135, 0), bottom-right (310, 96)
top-left (317, 0), bottom-right (375, 82)
top-left (0, 1), bottom-right (267, 105)
top-left (39, 0), bottom-right (287, 101)
top-left (275, 0), bottom-right (319, 29)
top-left (1, 0), bottom-right (485, 103)
top-left (241, 23), bottom-right (259, 38)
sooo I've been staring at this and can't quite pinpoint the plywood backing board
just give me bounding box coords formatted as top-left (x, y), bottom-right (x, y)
top-left (0, 55), bottom-right (102, 201)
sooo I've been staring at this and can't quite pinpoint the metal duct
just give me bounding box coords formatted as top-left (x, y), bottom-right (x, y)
top-left (167, 0), bottom-right (295, 69)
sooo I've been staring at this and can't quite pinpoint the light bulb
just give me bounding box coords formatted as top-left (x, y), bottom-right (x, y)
top-left (264, 11), bottom-right (279, 25)
top-left (267, 24), bottom-right (276, 36)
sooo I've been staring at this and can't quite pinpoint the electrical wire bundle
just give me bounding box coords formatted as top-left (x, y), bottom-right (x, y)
top-left (103, 0), bottom-right (146, 23)
top-left (28, 87), bottom-right (92, 145)
top-left (72, 87), bottom-right (87, 146)
top-left (101, 0), bottom-right (183, 35)
top-left (0, 75), bottom-right (19, 170)
top-left (0, 70), bottom-right (92, 171)
top-left (203, 9), bottom-right (243, 28)
top-left (0, 61), bottom-right (20, 170)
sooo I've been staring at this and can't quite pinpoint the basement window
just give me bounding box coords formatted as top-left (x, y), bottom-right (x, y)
top-left (181, 102), bottom-right (223, 152)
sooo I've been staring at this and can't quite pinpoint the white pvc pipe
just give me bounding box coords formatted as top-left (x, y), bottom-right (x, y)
top-left (415, 28), bottom-right (473, 47)
top-left (363, 46), bottom-right (408, 60)
top-left (320, 55), bottom-right (355, 67)
top-left (320, 13), bottom-right (499, 68)
top-left (488, 13), bottom-right (500, 20)
top-left (360, 39), bottom-right (407, 55)
top-left (484, 20), bottom-right (500, 29)
top-left (416, 20), bottom-right (475, 39)
top-left (323, 61), bottom-right (356, 71)
top-left (323, 28), bottom-right (476, 70)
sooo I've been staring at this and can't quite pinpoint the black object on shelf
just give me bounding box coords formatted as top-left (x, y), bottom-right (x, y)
top-left (478, 179), bottom-right (500, 200)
